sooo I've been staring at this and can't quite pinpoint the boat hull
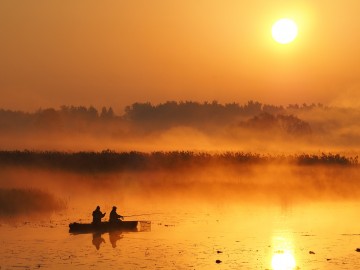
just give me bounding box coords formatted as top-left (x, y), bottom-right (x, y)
top-left (69, 221), bottom-right (138, 233)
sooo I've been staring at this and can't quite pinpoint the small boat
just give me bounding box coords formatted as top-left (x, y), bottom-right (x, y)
top-left (69, 221), bottom-right (139, 234)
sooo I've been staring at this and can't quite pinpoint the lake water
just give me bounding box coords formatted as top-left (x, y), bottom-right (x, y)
top-left (1, 200), bottom-right (360, 270)
top-left (1, 164), bottom-right (360, 269)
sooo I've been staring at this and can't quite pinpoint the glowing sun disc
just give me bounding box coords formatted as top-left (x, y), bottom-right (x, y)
top-left (272, 19), bottom-right (298, 44)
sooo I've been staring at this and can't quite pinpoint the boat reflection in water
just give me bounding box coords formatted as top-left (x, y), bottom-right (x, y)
top-left (92, 232), bottom-right (106, 250)
top-left (91, 231), bottom-right (123, 249)
top-left (109, 231), bottom-right (123, 248)
top-left (87, 221), bottom-right (150, 250)
top-left (271, 231), bottom-right (296, 270)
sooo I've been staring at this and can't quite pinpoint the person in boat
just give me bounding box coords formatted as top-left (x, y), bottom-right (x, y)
top-left (92, 206), bottom-right (106, 225)
top-left (109, 206), bottom-right (124, 223)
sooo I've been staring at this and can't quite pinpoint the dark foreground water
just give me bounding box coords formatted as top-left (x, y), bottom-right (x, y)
top-left (1, 200), bottom-right (360, 270)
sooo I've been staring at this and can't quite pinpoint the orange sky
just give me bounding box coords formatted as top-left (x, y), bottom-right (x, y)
top-left (1, 0), bottom-right (360, 112)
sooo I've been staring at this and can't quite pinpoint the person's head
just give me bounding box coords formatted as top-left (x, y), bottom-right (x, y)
top-left (112, 206), bottom-right (117, 210)
top-left (96, 206), bottom-right (100, 210)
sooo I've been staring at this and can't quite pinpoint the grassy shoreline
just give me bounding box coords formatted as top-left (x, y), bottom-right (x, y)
top-left (0, 150), bottom-right (357, 173)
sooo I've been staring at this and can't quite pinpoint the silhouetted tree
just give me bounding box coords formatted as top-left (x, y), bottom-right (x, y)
top-left (100, 107), bottom-right (115, 120)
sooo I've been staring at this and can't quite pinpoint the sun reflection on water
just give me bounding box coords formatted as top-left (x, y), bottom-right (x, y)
top-left (272, 251), bottom-right (296, 270)
top-left (271, 232), bottom-right (296, 270)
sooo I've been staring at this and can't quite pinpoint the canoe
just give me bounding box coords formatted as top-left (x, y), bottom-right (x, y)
top-left (69, 221), bottom-right (138, 233)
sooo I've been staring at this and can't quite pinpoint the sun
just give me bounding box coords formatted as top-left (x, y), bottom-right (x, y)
top-left (272, 18), bottom-right (298, 44)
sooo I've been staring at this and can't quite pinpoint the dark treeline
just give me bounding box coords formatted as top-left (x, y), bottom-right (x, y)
top-left (124, 100), bottom-right (325, 122)
top-left (0, 101), bottom-right (328, 134)
top-left (0, 105), bottom-right (119, 134)
top-left (240, 113), bottom-right (312, 136)
top-left (0, 150), bottom-right (357, 173)
top-left (2, 101), bottom-right (360, 149)
top-left (123, 101), bottom-right (322, 132)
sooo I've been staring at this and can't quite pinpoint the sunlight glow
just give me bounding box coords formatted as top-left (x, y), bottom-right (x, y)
top-left (271, 231), bottom-right (297, 270)
top-left (272, 19), bottom-right (298, 44)
top-left (271, 251), bottom-right (296, 270)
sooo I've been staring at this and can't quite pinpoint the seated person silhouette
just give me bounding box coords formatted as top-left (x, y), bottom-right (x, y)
top-left (92, 206), bottom-right (106, 225)
top-left (109, 206), bottom-right (124, 224)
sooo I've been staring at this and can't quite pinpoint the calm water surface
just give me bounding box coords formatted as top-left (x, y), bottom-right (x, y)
top-left (1, 201), bottom-right (360, 270)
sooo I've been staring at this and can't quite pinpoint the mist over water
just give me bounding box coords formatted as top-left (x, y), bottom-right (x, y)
top-left (0, 153), bottom-right (358, 219)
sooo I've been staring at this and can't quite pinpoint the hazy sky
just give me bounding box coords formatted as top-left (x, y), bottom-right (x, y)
top-left (1, 0), bottom-right (360, 112)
